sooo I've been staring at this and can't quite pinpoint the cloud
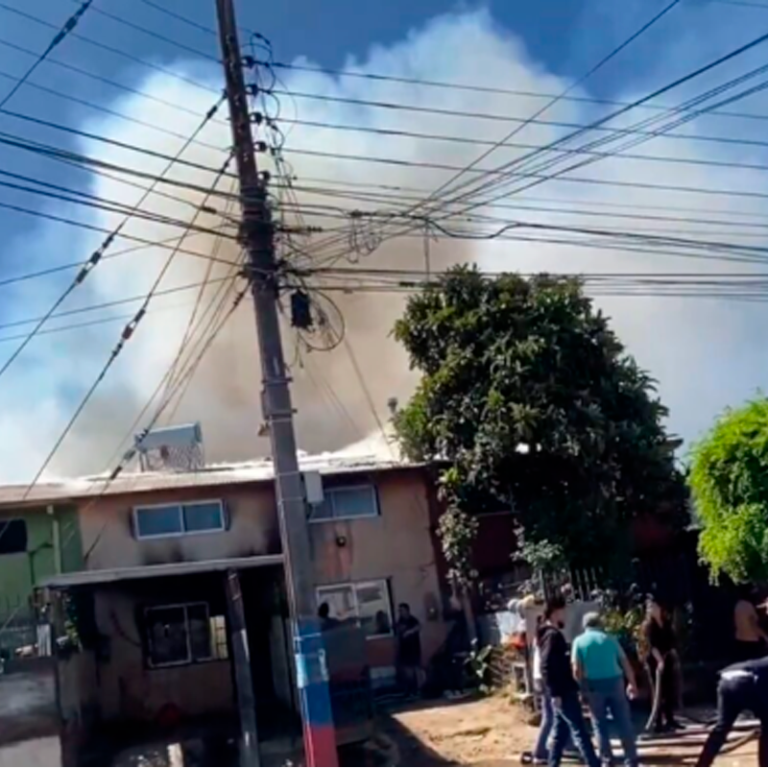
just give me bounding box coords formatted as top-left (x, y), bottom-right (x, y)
top-left (2, 8), bottom-right (768, 482)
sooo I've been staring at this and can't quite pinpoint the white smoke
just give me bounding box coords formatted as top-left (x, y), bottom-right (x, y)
top-left (2, 9), bottom-right (768, 482)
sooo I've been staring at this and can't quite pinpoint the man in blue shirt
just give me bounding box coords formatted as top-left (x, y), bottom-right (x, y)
top-left (572, 613), bottom-right (639, 767)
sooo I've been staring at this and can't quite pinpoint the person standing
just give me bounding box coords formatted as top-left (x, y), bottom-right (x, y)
top-left (643, 597), bottom-right (680, 734)
top-left (396, 603), bottom-right (423, 698)
top-left (539, 596), bottom-right (600, 767)
top-left (572, 612), bottom-right (639, 767)
top-left (522, 617), bottom-right (555, 766)
top-left (734, 587), bottom-right (768, 663)
top-left (696, 656), bottom-right (768, 766)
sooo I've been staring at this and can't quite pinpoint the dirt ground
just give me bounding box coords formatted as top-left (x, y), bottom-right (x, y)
top-left (386, 697), bottom-right (760, 767)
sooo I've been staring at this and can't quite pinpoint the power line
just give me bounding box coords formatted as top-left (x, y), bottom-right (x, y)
top-left (272, 87), bottom-right (768, 153)
top-left (0, 2), bottom-right (220, 97)
top-left (281, 116), bottom-right (768, 177)
top-left (63, 0), bottom-right (219, 63)
top-left (0, 0), bottom-right (92, 110)
top-left (432, 45), bottom-right (768, 227)
top-left (0, 232), bottom-right (216, 291)
top-left (0, 169), bottom-right (237, 240)
top-left (264, 59), bottom-right (768, 126)
top-left (280, 179), bottom-right (768, 231)
top-left (0, 275), bottom-right (240, 333)
top-left (0, 130), bottom-right (238, 204)
top-left (0, 302), bottom-right (196, 344)
top-left (0, 109), bottom-right (233, 184)
top-left (135, 0), bottom-right (221, 37)
top-left (0, 37), bottom-right (230, 133)
top-left (306, 46), bottom-right (768, 260)
top-left (407, 0), bottom-right (683, 217)
top-left (283, 145), bottom-right (768, 204)
top-left (0, 101), bottom-right (229, 381)
top-left (17, 161), bottom-right (236, 497)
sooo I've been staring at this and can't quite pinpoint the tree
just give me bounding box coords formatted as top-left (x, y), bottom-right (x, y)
top-left (690, 397), bottom-right (768, 584)
top-left (393, 266), bottom-right (687, 577)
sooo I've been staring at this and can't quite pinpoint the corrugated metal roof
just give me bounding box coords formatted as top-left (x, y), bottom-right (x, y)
top-left (0, 448), bottom-right (422, 508)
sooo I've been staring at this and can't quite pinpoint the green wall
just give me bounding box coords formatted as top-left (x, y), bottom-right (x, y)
top-left (0, 505), bottom-right (83, 622)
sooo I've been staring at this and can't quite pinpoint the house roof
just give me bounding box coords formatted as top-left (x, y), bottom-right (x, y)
top-left (40, 554), bottom-right (285, 589)
top-left (0, 441), bottom-right (423, 508)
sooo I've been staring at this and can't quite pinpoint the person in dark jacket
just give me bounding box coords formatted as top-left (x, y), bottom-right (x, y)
top-left (697, 655), bottom-right (768, 766)
top-left (539, 596), bottom-right (600, 767)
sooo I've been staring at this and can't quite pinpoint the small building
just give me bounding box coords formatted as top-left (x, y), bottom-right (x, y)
top-left (0, 501), bottom-right (82, 656)
top-left (0, 450), bottom-right (454, 764)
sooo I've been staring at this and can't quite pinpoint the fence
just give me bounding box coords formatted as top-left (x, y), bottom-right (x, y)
top-left (0, 597), bottom-right (43, 660)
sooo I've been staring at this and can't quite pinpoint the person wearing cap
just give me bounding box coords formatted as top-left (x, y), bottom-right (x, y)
top-left (572, 612), bottom-right (640, 767)
top-left (696, 655), bottom-right (768, 766)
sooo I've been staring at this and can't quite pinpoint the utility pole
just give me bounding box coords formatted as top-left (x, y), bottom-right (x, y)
top-left (215, 1), bottom-right (339, 766)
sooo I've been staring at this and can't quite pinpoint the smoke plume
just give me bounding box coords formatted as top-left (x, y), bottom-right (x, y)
top-left (3, 9), bottom-right (768, 481)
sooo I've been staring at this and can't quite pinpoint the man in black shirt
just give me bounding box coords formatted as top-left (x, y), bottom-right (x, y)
top-left (539, 597), bottom-right (600, 767)
top-left (697, 656), bottom-right (768, 766)
top-left (396, 603), bottom-right (423, 697)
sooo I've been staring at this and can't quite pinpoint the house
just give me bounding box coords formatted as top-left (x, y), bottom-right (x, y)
top-left (0, 449), bottom-right (454, 764)
top-left (0, 501), bottom-right (82, 655)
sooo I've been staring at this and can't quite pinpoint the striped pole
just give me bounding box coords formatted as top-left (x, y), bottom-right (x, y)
top-left (295, 619), bottom-right (338, 766)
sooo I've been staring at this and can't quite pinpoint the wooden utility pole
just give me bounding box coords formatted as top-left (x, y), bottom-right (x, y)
top-left (215, 1), bottom-right (339, 765)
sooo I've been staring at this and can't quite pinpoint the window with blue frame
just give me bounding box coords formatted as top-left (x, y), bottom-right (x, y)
top-left (134, 500), bottom-right (225, 540)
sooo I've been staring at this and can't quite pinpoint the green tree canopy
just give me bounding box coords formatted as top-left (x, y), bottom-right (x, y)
top-left (690, 397), bottom-right (768, 584)
top-left (394, 266), bottom-right (686, 574)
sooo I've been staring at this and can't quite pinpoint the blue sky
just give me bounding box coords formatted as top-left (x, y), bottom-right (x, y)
top-left (4, 0), bottom-right (768, 479)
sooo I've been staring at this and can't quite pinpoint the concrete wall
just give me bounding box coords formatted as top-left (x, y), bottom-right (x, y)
top-left (92, 589), bottom-right (234, 723)
top-left (80, 485), bottom-right (280, 571)
top-left (309, 469), bottom-right (448, 671)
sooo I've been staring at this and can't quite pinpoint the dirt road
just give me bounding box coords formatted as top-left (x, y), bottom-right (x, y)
top-left (386, 697), bottom-right (759, 766)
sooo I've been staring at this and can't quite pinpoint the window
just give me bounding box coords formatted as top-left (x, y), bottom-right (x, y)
top-left (309, 485), bottom-right (379, 522)
top-left (134, 500), bottom-right (225, 540)
top-left (144, 603), bottom-right (228, 668)
top-left (0, 519), bottom-right (27, 556)
top-left (317, 580), bottom-right (393, 639)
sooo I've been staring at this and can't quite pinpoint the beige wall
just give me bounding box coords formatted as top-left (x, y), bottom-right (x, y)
top-left (309, 470), bottom-right (448, 667)
top-left (93, 589), bottom-right (234, 723)
top-left (78, 469), bottom-right (448, 673)
top-left (80, 484), bottom-right (280, 572)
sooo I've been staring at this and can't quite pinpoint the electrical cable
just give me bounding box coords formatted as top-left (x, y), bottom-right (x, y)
top-left (0, 275), bottom-right (240, 334)
top-left (18, 154), bottom-right (235, 499)
top-left (0, 131), bottom-right (238, 205)
top-left (0, 97), bottom-right (228, 381)
top-left (298, 58), bottom-right (768, 262)
top-left (0, 2), bottom-right (220, 97)
top-left (263, 58), bottom-right (768, 126)
top-left (63, 0), bottom-right (220, 63)
top-left (302, 31), bottom-right (768, 261)
top-left (0, 109), bottom-right (234, 184)
top-left (278, 115), bottom-right (768, 177)
top-left (0, 232), bottom-right (217, 291)
top-left (163, 180), bottom-right (240, 398)
top-left (270, 88), bottom-right (768, 154)
top-left (0, 0), bottom-right (93, 110)
top-left (0, 45), bottom-right (231, 140)
top-left (135, 0), bottom-right (223, 37)
top-left (79, 283), bottom-right (248, 563)
top-left (401, 0), bottom-right (683, 218)
top-left (280, 145), bottom-right (768, 205)
top-left (0, 301), bottom-right (199, 345)
top-left (0, 171), bottom-right (238, 240)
